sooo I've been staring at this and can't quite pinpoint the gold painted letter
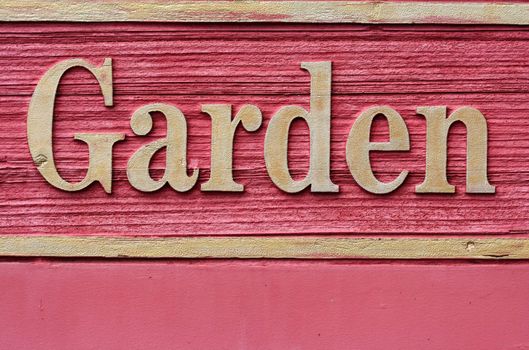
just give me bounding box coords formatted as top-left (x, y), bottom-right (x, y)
top-left (27, 58), bottom-right (124, 193)
top-left (346, 106), bottom-right (410, 194)
top-left (264, 62), bottom-right (338, 193)
top-left (416, 106), bottom-right (495, 193)
top-left (201, 104), bottom-right (262, 191)
top-left (127, 103), bottom-right (198, 192)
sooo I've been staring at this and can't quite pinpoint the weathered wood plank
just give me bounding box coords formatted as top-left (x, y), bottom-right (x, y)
top-left (0, 236), bottom-right (528, 259)
top-left (1, 23), bottom-right (529, 238)
top-left (0, 1), bottom-right (529, 25)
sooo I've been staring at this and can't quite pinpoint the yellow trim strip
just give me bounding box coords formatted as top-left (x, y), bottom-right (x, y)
top-left (1, 236), bottom-right (528, 259)
top-left (1, 1), bottom-right (529, 24)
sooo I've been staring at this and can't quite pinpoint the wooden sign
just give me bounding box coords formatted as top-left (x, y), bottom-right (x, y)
top-left (5, 2), bottom-right (529, 350)
top-left (2, 1), bottom-right (529, 259)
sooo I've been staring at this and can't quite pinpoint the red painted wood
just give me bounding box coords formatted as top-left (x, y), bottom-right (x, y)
top-left (0, 260), bottom-right (527, 349)
top-left (1, 23), bottom-right (529, 236)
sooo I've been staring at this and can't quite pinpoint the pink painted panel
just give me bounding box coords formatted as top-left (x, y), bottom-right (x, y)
top-left (0, 260), bottom-right (528, 349)
top-left (2, 23), bottom-right (529, 236)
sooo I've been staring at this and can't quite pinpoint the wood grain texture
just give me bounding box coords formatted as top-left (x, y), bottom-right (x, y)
top-left (1, 236), bottom-right (528, 259)
top-left (2, 23), bottom-right (529, 239)
top-left (1, 1), bottom-right (529, 25)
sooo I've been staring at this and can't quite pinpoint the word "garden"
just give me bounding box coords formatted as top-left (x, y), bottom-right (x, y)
top-left (27, 59), bottom-right (495, 195)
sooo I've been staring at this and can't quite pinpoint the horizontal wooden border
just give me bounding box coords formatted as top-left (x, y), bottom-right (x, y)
top-left (1, 236), bottom-right (528, 259)
top-left (1, 1), bottom-right (529, 25)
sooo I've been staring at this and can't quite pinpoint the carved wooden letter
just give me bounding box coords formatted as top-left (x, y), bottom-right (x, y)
top-left (127, 103), bottom-right (198, 192)
top-left (201, 104), bottom-right (262, 191)
top-left (346, 106), bottom-right (410, 194)
top-left (27, 58), bottom-right (124, 193)
top-left (416, 106), bottom-right (495, 193)
top-left (264, 62), bottom-right (339, 193)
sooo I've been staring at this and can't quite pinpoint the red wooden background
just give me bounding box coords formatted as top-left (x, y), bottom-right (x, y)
top-left (2, 23), bottom-right (529, 236)
top-left (2, 20), bottom-right (529, 349)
